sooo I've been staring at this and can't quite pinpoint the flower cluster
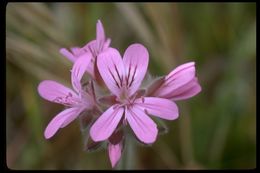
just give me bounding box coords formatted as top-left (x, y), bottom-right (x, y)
top-left (38, 20), bottom-right (201, 168)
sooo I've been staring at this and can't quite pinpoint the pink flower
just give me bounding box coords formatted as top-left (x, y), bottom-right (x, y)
top-left (37, 18), bottom-right (202, 169)
top-left (146, 62), bottom-right (201, 100)
top-left (60, 20), bottom-right (111, 79)
top-left (90, 43), bottom-right (179, 145)
top-left (38, 54), bottom-right (95, 139)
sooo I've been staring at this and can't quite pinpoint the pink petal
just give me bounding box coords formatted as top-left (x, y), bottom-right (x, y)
top-left (60, 48), bottom-right (76, 62)
top-left (38, 80), bottom-right (77, 105)
top-left (164, 77), bottom-right (199, 98)
top-left (85, 57), bottom-right (95, 79)
top-left (83, 40), bottom-right (96, 52)
top-left (96, 20), bottom-right (105, 48)
top-left (81, 40), bottom-right (98, 79)
top-left (153, 62), bottom-right (196, 97)
top-left (60, 107), bottom-right (86, 128)
top-left (170, 80), bottom-right (202, 101)
top-left (97, 48), bottom-right (125, 97)
top-left (71, 52), bottom-right (92, 92)
top-left (70, 47), bottom-right (84, 57)
top-left (103, 38), bottom-right (111, 50)
top-left (90, 105), bottom-right (124, 142)
top-left (123, 44), bottom-right (149, 97)
top-left (126, 106), bottom-right (158, 144)
top-left (108, 142), bottom-right (122, 168)
top-left (44, 107), bottom-right (83, 139)
top-left (167, 62), bottom-right (195, 78)
top-left (135, 97), bottom-right (179, 120)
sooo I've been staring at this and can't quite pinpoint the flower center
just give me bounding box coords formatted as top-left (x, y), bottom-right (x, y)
top-left (116, 88), bottom-right (139, 109)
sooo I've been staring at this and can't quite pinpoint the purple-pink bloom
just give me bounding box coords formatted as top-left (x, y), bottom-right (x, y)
top-left (146, 62), bottom-right (201, 100)
top-left (60, 20), bottom-right (111, 79)
top-left (37, 18), bottom-right (202, 168)
top-left (38, 54), bottom-right (95, 139)
top-left (90, 44), bottom-right (179, 146)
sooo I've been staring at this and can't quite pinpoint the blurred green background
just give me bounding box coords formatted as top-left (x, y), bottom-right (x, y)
top-left (6, 2), bottom-right (256, 170)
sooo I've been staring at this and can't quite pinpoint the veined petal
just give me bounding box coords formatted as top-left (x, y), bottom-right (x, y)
top-left (60, 48), bottom-right (76, 62)
top-left (97, 48), bottom-right (125, 97)
top-left (169, 78), bottom-right (202, 101)
top-left (60, 107), bottom-right (86, 128)
top-left (165, 77), bottom-right (198, 98)
top-left (38, 80), bottom-right (77, 105)
top-left (71, 52), bottom-right (92, 93)
top-left (123, 44), bottom-right (149, 97)
top-left (172, 84), bottom-right (201, 101)
top-left (154, 62), bottom-right (196, 97)
top-left (90, 105), bottom-right (124, 142)
top-left (135, 97), bottom-right (179, 120)
top-left (126, 106), bottom-right (158, 144)
top-left (108, 142), bottom-right (122, 168)
top-left (44, 107), bottom-right (83, 139)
